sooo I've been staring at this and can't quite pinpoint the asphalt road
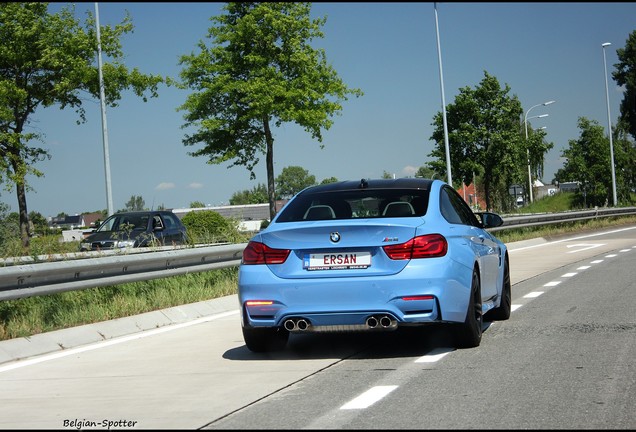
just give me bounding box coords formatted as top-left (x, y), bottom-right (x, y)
top-left (0, 225), bottom-right (635, 429)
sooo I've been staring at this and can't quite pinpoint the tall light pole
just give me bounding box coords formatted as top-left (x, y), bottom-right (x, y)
top-left (95, 3), bottom-right (114, 216)
top-left (602, 42), bottom-right (618, 207)
top-left (434, 3), bottom-right (452, 186)
top-left (524, 100), bottom-right (555, 203)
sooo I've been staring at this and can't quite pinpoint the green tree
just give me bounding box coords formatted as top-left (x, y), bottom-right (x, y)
top-left (614, 30), bottom-right (636, 142)
top-left (177, 2), bottom-right (362, 220)
top-left (0, 203), bottom-right (19, 249)
top-left (124, 195), bottom-right (145, 211)
top-left (0, 3), bottom-right (164, 247)
top-left (415, 166), bottom-right (436, 179)
top-left (554, 117), bottom-right (620, 207)
top-left (320, 176), bottom-right (338, 184)
top-left (229, 183), bottom-right (268, 205)
top-left (28, 210), bottom-right (48, 236)
top-left (190, 201), bottom-right (206, 208)
top-left (382, 171), bottom-right (394, 179)
top-left (275, 166), bottom-right (316, 199)
top-left (614, 124), bottom-right (636, 202)
top-left (526, 126), bottom-right (551, 185)
top-left (427, 71), bottom-right (552, 211)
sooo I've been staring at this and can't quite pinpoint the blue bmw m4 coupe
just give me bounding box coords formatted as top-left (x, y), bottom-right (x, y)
top-left (238, 178), bottom-right (511, 352)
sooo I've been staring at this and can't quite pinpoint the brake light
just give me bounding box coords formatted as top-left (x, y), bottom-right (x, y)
top-left (383, 234), bottom-right (447, 260)
top-left (242, 241), bottom-right (291, 265)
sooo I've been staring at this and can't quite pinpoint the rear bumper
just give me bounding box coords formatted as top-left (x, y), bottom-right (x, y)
top-left (238, 258), bottom-right (473, 330)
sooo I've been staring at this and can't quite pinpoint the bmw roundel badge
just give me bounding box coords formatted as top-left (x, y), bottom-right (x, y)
top-left (330, 232), bottom-right (341, 243)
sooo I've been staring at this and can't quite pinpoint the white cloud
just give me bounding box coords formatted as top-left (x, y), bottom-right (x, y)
top-left (155, 182), bottom-right (176, 190)
top-left (188, 182), bottom-right (203, 189)
top-left (402, 165), bottom-right (418, 176)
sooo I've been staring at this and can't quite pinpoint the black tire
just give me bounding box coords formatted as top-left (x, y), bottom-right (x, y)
top-left (242, 326), bottom-right (289, 353)
top-left (455, 269), bottom-right (483, 349)
top-left (486, 255), bottom-right (511, 321)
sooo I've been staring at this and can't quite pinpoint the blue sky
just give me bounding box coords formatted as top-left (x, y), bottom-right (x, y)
top-left (3, 2), bottom-right (635, 217)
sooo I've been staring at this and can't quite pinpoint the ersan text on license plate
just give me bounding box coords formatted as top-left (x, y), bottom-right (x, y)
top-left (304, 251), bottom-right (371, 270)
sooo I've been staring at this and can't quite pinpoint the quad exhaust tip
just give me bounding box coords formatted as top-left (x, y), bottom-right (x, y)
top-left (283, 318), bottom-right (309, 331)
top-left (283, 315), bottom-right (396, 332)
top-left (366, 314), bottom-right (396, 329)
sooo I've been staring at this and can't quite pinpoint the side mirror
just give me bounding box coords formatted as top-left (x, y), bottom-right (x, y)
top-left (476, 212), bottom-right (504, 228)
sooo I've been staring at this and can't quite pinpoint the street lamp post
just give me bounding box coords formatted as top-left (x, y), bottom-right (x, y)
top-left (95, 2), bottom-right (114, 216)
top-left (524, 100), bottom-right (555, 203)
top-left (434, 3), bottom-right (452, 186)
top-left (602, 42), bottom-right (618, 207)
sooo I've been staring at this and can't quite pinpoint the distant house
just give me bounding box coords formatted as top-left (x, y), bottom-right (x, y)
top-left (457, 183), bottom-right (487, 210)
top-left (82, 212), bottom-right (104, 228)
top-left (557, 181), bottom-right (580, 193)
top-left (535, 182), bottom-right (559, 200)
top-left (49, 212), bottom-right (104, 230)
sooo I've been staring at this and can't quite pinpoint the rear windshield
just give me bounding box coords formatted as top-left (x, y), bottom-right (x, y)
top-left (275, 189), bottom-right (430, 222)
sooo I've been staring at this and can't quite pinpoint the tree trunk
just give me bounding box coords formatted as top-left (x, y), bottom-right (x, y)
top-left (16, 182), bottom-right (30, 248)
top-left (483, 176), bottom-right (492, 211)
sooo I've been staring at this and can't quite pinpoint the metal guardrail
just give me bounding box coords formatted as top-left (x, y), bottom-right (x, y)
top-left (0, 244), bottom-right (246, 301)
top-left (1, 207), bottom-right (635, 301)
top-left (493, 206), bottom-right (636, 231)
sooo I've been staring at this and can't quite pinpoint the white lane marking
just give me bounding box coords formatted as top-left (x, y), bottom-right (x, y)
top-left (341, 385), bottom-right (398, 410)
top-left (415, 347), bottom-right (454, 363)
top-left (509, 242), bottom-right (633, 319)
top-left (508, 227), bottom-right (636, 252)
top-left (567, 243), bottom-right (603, 253)
top-left (0, 310), bottom-right (239, 373)
top-left (605, 254), bottom-right (617, 258)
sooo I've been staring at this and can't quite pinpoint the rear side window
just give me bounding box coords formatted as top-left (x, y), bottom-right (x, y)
top-left (162, 213), bottom-right (181, 229)
top-left (440, 186), bottom-right (480, 226)
top-left (275, 189), bottom-right (430, 222)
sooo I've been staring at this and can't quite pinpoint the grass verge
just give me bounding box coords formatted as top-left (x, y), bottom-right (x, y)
top-left (0, 267), bottom-right (238, 341)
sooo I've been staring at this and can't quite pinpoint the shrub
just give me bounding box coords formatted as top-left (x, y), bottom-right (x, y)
top-left (180, 210), bottom-right (247, 244)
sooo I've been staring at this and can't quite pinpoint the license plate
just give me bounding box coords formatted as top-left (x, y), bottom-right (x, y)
top-left (304, 251), bottom-right (371, 270)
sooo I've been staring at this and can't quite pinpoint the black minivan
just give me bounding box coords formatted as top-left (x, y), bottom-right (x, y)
top-left (79, 211), bottom-right (189, 251)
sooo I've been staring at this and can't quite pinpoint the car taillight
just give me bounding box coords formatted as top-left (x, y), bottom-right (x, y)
top-left (242, 241), bottom-right (291, 265)
top-left (245, 300), bottom-right (274, 306)
top-left (383, 234), bottom-right (447, 260)
top-left (402, 295), bottom-right (435, 301)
